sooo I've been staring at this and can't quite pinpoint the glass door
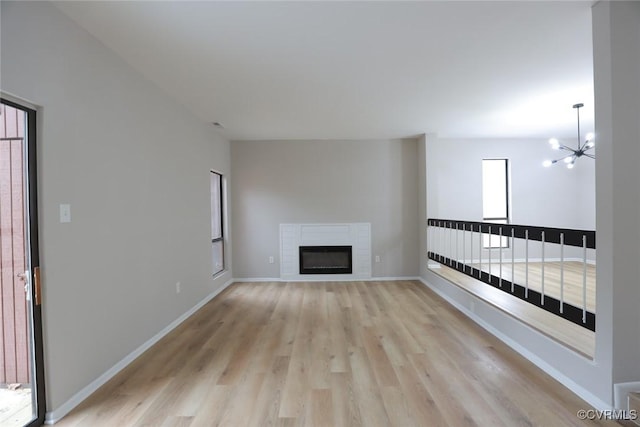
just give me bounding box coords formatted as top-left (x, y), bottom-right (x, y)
top-left (0, 99), bottom-right (44, 426)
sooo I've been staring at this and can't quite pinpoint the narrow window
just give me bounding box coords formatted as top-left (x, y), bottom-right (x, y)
top-left (482, 159), bottom-right (509, 248)
top-left (210, 171), bottom-right (224, 275)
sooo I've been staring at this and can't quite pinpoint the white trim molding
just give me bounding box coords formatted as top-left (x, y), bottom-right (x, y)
top-left (44, 279), bottom-right (234, 424)
top-left (232, 276), bottom-right (420, 283)
top-left (614, 382), bottom-right (640, 410)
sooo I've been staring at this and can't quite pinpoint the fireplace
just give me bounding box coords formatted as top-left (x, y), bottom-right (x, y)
top-left (280, 223), bottom-right (370, 280)
top-left (299, 246), bottom-right (353, 274)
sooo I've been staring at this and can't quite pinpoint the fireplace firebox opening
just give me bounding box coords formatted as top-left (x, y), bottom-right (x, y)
top-left (299, 246), bottom-right (353, 274)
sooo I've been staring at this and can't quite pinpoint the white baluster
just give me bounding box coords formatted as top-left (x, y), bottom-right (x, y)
top-left (541, 231), bottom-right (545, 305)
top-left (456, 223), bottom-right (460, 269)
top-left (439, 221), bottom-right (443, 262)
top-left (449, 222), bottom-right (453, 266)
top-left (560, 232), bottom-right (565, 314)
top-left (463, 225), bottom-right (466, 273)
top-left (582, 235), bottom-right (588, 323)
top-left (511, 228), bottom-right (515, 293)
top-left (488, 225), bottom-right (492, 282)
top-left (525, 229), bottom-right (529, 298)
top-left (430, 223), bottom-right (433, 256)
top-left (446, 222), bottom-right (450, 264)
top-left (479, 224), bottom-right (482, 278)
top-left (499, 227), bottom-right (503, 288)
top-left (469, 224), bottom-right (473, 275)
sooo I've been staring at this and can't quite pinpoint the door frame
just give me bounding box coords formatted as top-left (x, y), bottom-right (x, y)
top-left (1, 96), bottom-right (46, 426)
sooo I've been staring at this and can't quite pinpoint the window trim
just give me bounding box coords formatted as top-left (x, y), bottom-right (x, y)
top-left (211, 170), bottom-right (225, 276)
top-left (482, 158), bottom-right (510, 249)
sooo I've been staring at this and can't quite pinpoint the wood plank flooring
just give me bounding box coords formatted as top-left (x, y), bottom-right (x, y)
top-left (56, 281), bottom-right (617, 427)
top-left (432, 263), bottom-right (596, 357)
top-left (471, 261), bottom-right (597, 312)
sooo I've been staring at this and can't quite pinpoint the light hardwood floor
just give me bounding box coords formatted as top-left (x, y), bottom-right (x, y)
top-left (56, 281), bottom-right (617, 426)
top-left (471, 261), bottom-right (596, 312)
top-left (431, 262), bottom-right (596, 357)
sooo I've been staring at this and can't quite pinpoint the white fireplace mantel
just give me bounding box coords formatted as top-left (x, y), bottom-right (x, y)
top-left (280, 223), bottom-right (372, 280)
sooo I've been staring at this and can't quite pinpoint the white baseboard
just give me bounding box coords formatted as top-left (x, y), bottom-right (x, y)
top-left (232, 277), bottom-right (282, 282)
top-left (418, 277), bottom-right (611, 412)
top-left (232, 276), bottom-right (420, 283)
top-left (365, 276), bottom-right (421, 282)
top-left (615, 382), bottom-right (640, 410)
top-left (45, 279), bottom-right (234, 424)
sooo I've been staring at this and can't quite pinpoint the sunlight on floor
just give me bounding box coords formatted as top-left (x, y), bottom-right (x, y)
top-left (0, 387), bottom-right (32, 427)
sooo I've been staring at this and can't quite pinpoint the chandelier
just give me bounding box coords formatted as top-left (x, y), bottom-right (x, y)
top-left (543, 103), bottom-right (595, 169)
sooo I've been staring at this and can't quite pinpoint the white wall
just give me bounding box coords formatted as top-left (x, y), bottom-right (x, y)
top-left (420, 1), bottom-right (640, 409)
top-left (426, 137), bottom-right (596, 229)
top-left (426, 137), bottom-right (596, 261)
top-left (1, 1), bottom-right (231, 416)
top-left (592, 0), bottom-right (640, 389)
top-left (231, 139), bottom-right (419, 279)
top-left (421, 136), bottom-right (609, 409)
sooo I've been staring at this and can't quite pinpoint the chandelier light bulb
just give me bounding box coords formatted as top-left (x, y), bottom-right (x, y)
top-left (585, 141), bottom-right (595, 149)
top-left (585, 132), bottom-right (595, 142)
top-left (564, 156), bottom-right (574, 164)
top-left (542, 160), bottom-right (553, 167)
top-left (567, 162), bottom-right (575, 169)
top-left (549, 138), bottom-right (560, 149)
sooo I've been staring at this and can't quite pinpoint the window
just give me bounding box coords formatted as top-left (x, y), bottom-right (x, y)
top-left (211, 171), bottom-right (224, 275)
top-left (482, 159), bottom-right (509, 248)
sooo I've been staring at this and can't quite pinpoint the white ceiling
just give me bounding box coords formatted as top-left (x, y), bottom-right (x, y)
top-left (54, 1), bottom-right (595, 141)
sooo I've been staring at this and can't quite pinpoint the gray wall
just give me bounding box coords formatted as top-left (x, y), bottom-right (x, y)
top-left (231, 139), bottom-right (419, 279)
top-left (417, 135), bottom-right (428, 277)
top-left (1, 1), bottom-right (231, 415)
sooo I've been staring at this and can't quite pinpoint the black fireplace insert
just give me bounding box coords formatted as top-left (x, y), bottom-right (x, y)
top-left (299, 246), bottom-right (353, 274)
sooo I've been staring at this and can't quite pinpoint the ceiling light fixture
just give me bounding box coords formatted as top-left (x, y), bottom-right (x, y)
top-left (543, 103), bottom-right (595, 169)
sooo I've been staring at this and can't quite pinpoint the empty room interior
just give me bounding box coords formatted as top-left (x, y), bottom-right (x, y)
top-left (1, 1), bottom-right (639, 426)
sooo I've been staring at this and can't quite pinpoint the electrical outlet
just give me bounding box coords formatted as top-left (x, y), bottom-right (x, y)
top-left (269, 256), bottom-right (274, 264)
top-left (176, 282), bottom-right (181, 294)
top-left (375, 255), bottom-right (381, 263)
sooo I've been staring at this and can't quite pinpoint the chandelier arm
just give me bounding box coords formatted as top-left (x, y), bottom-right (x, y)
top-left (583, 153), bottom-right (596, 159)
top-left (559, 144), bottom-right (575, 151)
top-left (554, 154), bottom-right (575, 163)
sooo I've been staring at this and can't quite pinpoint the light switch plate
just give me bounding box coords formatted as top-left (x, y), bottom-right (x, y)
top-left (60, 204), bottom-right (71, 223)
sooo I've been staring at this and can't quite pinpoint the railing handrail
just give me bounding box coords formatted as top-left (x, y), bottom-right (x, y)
top-left (427, 218), bottom-right (595, 249)
top-left (427, 217), bottom-right (596, 331)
